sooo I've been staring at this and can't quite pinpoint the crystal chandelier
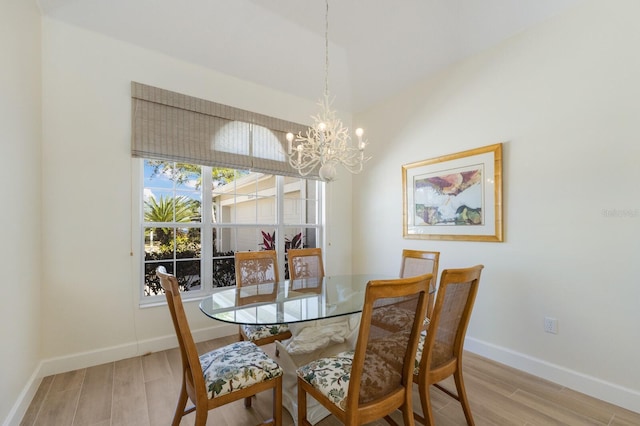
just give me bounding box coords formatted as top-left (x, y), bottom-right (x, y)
top-left (286, 0), bottom-right (370, 182)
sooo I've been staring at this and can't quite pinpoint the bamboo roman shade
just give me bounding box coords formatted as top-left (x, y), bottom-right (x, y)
top-left (131, 82), bottom-right (316, 178)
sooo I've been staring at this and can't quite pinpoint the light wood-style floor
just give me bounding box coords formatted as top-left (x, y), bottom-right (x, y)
top-left (21, 335), bottom-right (640, 426)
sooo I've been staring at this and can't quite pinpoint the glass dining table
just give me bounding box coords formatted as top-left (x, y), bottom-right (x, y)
top-left (199, 274), bottom-right (393, 326)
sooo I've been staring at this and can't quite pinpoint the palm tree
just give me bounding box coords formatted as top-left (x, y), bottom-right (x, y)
top-left (145, 195), bottom-right (200, 246)
top-left (146, 160), bottom-right (245, 188)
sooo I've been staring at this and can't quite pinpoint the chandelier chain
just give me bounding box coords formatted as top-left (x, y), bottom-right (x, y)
top-left (324, 0), bottom-right (329, 100)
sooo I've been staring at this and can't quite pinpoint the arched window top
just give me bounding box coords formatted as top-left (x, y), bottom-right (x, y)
top-left (212, 121), bottom-right (286, 162)
top-left (131, 82), bottom-right (314, 178)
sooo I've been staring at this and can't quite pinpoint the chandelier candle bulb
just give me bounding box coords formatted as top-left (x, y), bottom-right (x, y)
top-left (286, 132), bottom-right (294, 154)
top-left (356, 128), bottom-right (365, 150)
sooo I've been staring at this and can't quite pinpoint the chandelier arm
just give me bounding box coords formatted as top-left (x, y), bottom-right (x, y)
top-left (289, 152), bottom-right (321, 176)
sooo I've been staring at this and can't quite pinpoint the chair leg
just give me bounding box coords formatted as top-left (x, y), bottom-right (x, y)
top-left (172, 380), bottom-right (189, 426)
top-left (244, 395), bottom-right (252, 408)
top-left (419, 384), bottom-right (435, 426)
top-left (298, 380), bottom-right (310, 426)
top-left (402, 398), bottom-right (415, 426)
top-left (453, 369), bottom-right (474, 425)
top-left (194, 405), bottom-right (208, 426)
top-left (274, 376), bottom-right (283, 426)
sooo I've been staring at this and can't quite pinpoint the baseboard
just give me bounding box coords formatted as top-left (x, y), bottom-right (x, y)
top-left (3, 323), bottom-right (236, 426)
top-left (38, 323), bottom-right (235, 377)
top-left (2, 367), bottom-right (42, 426)
top-left (465, 337), bottom-right (640, 414)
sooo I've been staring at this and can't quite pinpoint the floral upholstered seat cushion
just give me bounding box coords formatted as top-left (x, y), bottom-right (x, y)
top-left (241, 323), bottom-right (290, 341)
top-left (199, 340), bottom-right (283, 399)
top-left (371, 305), bottom-right (415, 331)
top-left (413, 332), bottom-right (450, 375)
top-left (414, 333), bottom-right (426, 375)
top-left (367, 332), bottom-right (411, 372)
top-left (371, 304), bottom-right (430, 332)
top-left (296, 350), bottom-right (402, 411)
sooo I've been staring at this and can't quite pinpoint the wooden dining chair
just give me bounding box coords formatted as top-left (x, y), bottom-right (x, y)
top-left (235, 251), bottom-right (292, 356)
top-left (156, 266), bottom-right (283, 426)
top-left (296, 274), bottom-right (432, 426)
top-left (288, 248), bottom-right (325, 280)
top-left (413, 265), bottom-right (484, 426)
top-left (370, 250), bottom-right (439, 333)
top-left (400, 250), bottom-right (440, 319)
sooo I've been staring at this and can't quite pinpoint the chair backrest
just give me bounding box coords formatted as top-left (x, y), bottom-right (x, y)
top-left (400, 250), bottom-right (440, 319)
top-left (419, 265), bottom-right (483, 373)
top-left (345, 274), bottom-right (431, 418)
top-left (156, 266), bottom-right (206, 397)
top-left (287, 248), bottom-right (324, 296)
top-left (400, 249), bottom-right (440, 288)
top-left (288, 248), bottom-right (324, 280)
top-left (235, 250), bottom-right (279, 287)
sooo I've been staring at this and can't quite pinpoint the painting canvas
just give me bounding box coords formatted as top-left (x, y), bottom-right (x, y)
top-left (414, 165), bottom-right (483, 226)
top-left (403, 143), bottom-right (503, 242)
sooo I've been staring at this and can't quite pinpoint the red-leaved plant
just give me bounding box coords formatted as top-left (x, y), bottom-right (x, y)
top-left (260, 231), bottom-right (276, 250)
top-left (260, 231), bottom-right (303, 251)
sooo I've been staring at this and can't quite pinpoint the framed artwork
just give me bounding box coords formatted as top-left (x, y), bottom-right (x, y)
top-left (402, 143), bottom-right (503, 242)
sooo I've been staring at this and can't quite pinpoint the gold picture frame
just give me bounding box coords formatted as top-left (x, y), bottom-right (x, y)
top-left (402, 143), bottom-right (503, 242)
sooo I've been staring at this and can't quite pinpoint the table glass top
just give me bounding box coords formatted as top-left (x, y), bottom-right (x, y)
top-left (199, 274), bottom-right (393, 325)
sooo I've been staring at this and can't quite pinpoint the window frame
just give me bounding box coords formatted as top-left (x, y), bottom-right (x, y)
top-left (138, 159), bottom-right (324, 306)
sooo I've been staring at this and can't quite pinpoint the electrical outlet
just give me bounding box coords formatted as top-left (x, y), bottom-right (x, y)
top-left (544, 317), bottom-right (558, 334)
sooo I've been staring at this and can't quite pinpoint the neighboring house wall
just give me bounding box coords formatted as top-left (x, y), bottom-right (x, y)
top-left (214, 173), bottom-right (309, 252)
top-left (353, 0), bottom-right (640, 412)
top-left (0, 1), bottom-right (42, 423)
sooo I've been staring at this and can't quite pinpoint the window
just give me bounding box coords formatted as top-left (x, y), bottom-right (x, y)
top-left (142, 160), bottom-right (323, 302)
top-left (130, 82), bottom-right (322, 302)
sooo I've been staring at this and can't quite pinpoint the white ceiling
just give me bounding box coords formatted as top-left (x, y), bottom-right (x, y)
top-left (36, 0), bottom-right (584, 113)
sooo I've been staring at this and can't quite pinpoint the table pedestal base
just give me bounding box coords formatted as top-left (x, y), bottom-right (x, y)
top-left (275, 340), bottom-right (347, 424)
top-left (274, 315), bottom-right (360, 425)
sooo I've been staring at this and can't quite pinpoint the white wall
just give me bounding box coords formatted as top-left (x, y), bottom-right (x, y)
top-left (353, 0), bottom-right (640, 412)
top-left (0, 1), bottom-right (42, 423)
top-left (9, 0), bottom-right (639, 421)
top-left (37, 18), bottom-right (354, 369)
